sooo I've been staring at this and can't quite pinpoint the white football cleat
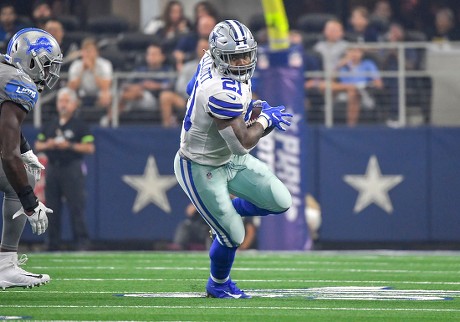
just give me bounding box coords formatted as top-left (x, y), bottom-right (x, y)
top-left (0, 252), bottom-right (50, 290)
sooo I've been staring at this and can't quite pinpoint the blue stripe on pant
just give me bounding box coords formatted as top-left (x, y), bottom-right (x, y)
top-left (175, 153), bottom-right (238, 247)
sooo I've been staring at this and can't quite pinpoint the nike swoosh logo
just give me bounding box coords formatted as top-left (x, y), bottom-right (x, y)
top-left (224, 291), bottom-right (242, 298)
top-left (22, 273), bottom-right (43, 278)
top-left (226, 94), bottom-right (237, 100)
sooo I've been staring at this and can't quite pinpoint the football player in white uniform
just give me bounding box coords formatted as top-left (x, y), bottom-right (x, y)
top-left (0, 28), bottom-right (62, 289)
top-left (174, 20), bottom-right (292, 298)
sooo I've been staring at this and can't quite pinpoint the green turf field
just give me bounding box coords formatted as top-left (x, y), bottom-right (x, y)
top-left (1, 250), bottom-right (459, 321)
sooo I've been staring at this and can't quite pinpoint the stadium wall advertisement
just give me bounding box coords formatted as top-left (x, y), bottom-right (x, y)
top-left (3, 125), bottom-right (460, 249)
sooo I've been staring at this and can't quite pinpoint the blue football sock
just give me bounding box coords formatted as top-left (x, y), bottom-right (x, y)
top-left (232, 197), bottom-right (274, 217)
top-left (209, 238), bottom-right (237, 281)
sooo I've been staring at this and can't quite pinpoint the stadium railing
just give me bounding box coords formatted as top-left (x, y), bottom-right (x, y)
top-left (29, 41), bottom-right (460, 128)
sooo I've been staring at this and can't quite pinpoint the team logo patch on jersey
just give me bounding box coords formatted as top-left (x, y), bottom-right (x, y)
top-left (15, 86), bottom-right (36, 99)
top-left (206, 172), bottom-right (213, 179)
top-left (26, 36), bottom-right (53, 54)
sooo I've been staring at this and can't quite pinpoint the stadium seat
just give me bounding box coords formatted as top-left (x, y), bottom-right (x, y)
top-left (86, 15), bottom-right (130, 35)
top-left (64, 31), bottom-right (89, 46)
top-left (296, 13), bottom-right (337, 33)
top-left (301, 32), bottom-right (322, 50)
top-left (117, 32), bottom-right (155, 51)
top-left (100, 45), bottom-right (131, 71)
top-left (248, 13), bottom-right (266, 34)
top-left (58, 15), bottom-right (81, 32)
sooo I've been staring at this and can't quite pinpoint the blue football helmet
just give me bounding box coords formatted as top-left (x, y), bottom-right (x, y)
top-left (6, 28), bottom-right (63, 92)
top-left (209, 20), bottom-right (257, 82)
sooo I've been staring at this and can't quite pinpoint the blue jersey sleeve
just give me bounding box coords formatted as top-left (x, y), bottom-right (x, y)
top-left (4, 79), bottom-right (38, 113)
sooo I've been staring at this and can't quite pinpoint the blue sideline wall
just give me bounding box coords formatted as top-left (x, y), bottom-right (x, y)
top-left (2, 125), bottom-right (459, 248)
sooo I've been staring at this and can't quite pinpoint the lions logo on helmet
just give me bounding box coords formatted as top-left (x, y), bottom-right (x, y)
top-left (209, 20), bottom-right (257, 82)
top-left (6, 28), bottom-right (63, 92)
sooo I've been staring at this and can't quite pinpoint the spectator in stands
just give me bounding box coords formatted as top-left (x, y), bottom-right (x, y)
top-left (118, 42), bottom-right (174, 124)
top-left (347, 6), bottom-right (380, 42)
top-left (44, 18), bottom-right (79, 67)
top-left (336, 47), bottom-right (384, 125)
top-left (143, 1), bottom-right (191, 55)
top-left (0, 4), bottom-right (26, 45)
top-left (159, 37), bottom-right (208, 127)
top-left (371, 0), bottom-right (393, 25)
top-left (396, 0), bottom-right (424, 31)
top-left (194, 1), bottom-right (220, 23)
top-left (31, 0), bottom-right (52, 30)
top-left (67, 37), bottom-right (113, 123)
top-left (426, 7), bottom-right (460, 43)
top-left (313, 19), bottom-right (349, 72)
top-left (306, 46), bottom-right (383, 126)
top-left (379, 23), bottom-right (422, 123)
top-left (380, 23), bottom-right (420, 71)
top-left (173, 15), bottom-right (217, 71)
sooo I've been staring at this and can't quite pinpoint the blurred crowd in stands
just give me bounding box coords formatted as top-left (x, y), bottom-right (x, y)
top-left (2, 0), bottom-right (460, 127)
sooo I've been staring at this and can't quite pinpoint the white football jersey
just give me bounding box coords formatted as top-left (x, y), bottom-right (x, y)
top-left (179, 54), bottom-right (253, 166)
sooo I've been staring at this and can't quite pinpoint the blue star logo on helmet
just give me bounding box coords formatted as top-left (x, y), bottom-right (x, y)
top-left (210, 32), bottom-right (218, 45)
top-left (25, 36), bottom-right (53, 54)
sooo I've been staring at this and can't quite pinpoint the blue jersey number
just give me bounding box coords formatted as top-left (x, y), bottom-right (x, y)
top-left (222, 78), bottom-right (242, 95)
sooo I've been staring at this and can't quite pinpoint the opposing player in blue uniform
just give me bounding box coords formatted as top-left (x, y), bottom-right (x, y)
top-left (0, 28), bottom-right (62, 289)
top-left (174, 20), bottom-right (293, 298)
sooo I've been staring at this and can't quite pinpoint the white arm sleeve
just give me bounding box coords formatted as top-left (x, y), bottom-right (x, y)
top-left (218, 126), bottom-right (249, 156)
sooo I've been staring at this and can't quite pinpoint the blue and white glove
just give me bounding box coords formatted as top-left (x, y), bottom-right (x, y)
top-left (13, 202), bottom-right (52, 235)
top-left (258, 101), bottom-right (293, 131)
top-left (21, 150), bottom-right (45, 181)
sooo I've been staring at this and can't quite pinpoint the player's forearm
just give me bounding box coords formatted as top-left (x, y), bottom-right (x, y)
top-left (1, 154), bottom-right (31, 193)
top-left (240, 123), bottom-right (265, 149)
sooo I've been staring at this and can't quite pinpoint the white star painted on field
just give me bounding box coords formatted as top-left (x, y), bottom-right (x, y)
top-left (122, 156), bottom-right (177, 214)
top-left (343, 155), bottom-right (404, 214)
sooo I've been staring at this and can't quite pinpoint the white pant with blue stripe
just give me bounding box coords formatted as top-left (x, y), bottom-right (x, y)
top-left (174, 152), bottom-right (292, 247)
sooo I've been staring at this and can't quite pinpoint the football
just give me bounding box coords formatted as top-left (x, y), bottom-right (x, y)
top-left (246, 106), bottom-right (274, 136)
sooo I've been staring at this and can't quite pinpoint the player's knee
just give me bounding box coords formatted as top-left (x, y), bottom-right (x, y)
top-left (271, 180), bottom-right (292, 213)
top-left (228, 227), bottom-right (245, 247)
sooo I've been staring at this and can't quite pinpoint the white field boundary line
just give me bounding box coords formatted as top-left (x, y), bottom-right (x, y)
top-left (45, 258), bottom-right (460, 268)
top-left (51, 277), bottom-right (460, 285)
top-left (0, 305), bottom-right (459, 312)
top-left (31, 266), bottom-right (460, 274)
top-left (7, 287), bottom-right (460, 295)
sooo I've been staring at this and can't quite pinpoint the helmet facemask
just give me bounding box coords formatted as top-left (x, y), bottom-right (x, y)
top-left (31, 50), bottom-right (62, 91)
top-left (212, 46), bottom-right (257, 82)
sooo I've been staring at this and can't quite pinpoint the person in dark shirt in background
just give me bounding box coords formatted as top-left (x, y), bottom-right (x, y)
top-left (35, 87), bottom-right (95, 251)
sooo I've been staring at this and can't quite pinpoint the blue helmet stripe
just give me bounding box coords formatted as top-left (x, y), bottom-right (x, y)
top-left (224, 20), bottom-right (239, 42)
top-left (232, 20), bottom-right (247, 44)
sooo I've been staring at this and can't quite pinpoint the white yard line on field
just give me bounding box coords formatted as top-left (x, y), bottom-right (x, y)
top-left (31, 266), bottom-right (460, 275)
top-left (0, 304), bottom-right (459, 312)
top-left (51, 277), bottom-right (460, 285)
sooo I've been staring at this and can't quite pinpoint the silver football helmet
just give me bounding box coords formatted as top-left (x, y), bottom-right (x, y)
top-left (6, 28), bottom-right (63, 92)
top-left (209, 20), bottom-right (257, 82)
